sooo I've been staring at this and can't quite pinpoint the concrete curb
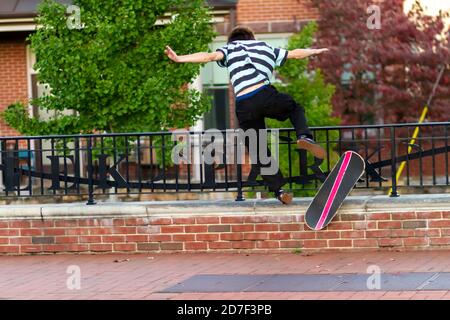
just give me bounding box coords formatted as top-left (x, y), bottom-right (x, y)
top-left (0, 194), bottom-right (448, 220)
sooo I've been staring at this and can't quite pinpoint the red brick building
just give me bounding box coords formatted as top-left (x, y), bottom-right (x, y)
top-left (236, 0), bottom-right (318, 32)
top-left (0, 31), bottom-right (28, 137)
top-left (0, 0), bottom-right (318, 137)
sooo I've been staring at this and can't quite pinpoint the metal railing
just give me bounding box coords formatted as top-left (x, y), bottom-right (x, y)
top-left (1, 122), bottom-right (449, 204)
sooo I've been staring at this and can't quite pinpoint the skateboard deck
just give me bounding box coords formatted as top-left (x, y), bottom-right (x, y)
top-left (305, 151), bottom-right (365, 230)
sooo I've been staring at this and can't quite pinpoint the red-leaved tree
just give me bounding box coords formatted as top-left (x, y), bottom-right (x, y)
top-left (310, 0), bottom-right (450, 124)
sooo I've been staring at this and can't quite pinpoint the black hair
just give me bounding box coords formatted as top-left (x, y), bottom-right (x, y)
top-left (227, 26), bottom-right (256, 43)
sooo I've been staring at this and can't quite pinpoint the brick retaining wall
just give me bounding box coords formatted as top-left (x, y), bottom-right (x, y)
top-left (0, 195), bottom-right (450, 255)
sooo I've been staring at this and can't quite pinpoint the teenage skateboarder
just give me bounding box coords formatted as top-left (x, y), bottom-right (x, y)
top-left (165, 26), bottom-right (329, 205)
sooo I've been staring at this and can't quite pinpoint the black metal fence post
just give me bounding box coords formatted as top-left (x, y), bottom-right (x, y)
top-left (235, 134), bottom-right (244, 201)
top-left (236, 164), bottom-right (244, 201)
top-left (390, 127), bottom-right (399, 197)
top-left (86, 137), bottom-right (96, 205)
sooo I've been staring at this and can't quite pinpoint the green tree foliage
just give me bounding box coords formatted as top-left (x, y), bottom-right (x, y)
top-left (266, 22), bottom-right (339, 196)
top-left (3, 0), bottom-right (215, 135)
top-left (268, 22), bottom-right (337, 129)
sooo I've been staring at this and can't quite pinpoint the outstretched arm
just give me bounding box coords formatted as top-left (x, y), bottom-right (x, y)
top-left (165, 46), bottom-right (224, 63)
top-left (287, 48), bottom-right (329, 59)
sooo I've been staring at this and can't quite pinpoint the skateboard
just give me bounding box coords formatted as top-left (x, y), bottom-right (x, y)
top-left (305, 151), bottom-right (365, 230)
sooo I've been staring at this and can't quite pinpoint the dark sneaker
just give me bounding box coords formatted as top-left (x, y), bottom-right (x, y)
top-left (297, 136), bottom-right (327, 159)
top-left (275, 190), bottom-right (293, 205)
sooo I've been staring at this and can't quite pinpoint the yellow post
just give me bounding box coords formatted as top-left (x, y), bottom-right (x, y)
top-left (387, 65), bottom-right (445, 196)
top-left (388, 106), bottom-right (428, 195)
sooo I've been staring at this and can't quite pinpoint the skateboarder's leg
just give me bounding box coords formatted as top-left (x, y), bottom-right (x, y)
top-left (289, 101), bottom-right (312, 139)
top-left (241, 127), bottom-right (292, 204)
top-left (236, 116), bottom-right (284, 192)
top-left (235, 96), bottom-right (292, 204)
top-left (263, 86), bottom-right (326, 159)
top-left (261, 86), bottom-right (311, 137)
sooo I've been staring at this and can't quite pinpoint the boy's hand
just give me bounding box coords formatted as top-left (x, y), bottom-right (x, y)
top-left (165, 46), bottom-right (179, 62)
top-left (313, 48), bottom-right (329, 55)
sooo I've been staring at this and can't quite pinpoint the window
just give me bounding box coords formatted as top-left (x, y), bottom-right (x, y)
top-left (203, 86), bottom-right (230, 130)
top-left (28, 50), bottom-right (75, 120)
top-left (200, 38), bottom-right (230, 130)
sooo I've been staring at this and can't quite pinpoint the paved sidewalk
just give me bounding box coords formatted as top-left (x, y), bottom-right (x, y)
top-left (2, 251), bottom-right (450, 300)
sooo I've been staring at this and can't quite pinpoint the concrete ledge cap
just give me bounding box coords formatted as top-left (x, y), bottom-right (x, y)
top-left (0, 194), bottom-right (448, 220)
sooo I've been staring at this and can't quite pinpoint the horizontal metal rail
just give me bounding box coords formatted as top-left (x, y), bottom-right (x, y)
top-left (0, 122), bottom-right (448, 204)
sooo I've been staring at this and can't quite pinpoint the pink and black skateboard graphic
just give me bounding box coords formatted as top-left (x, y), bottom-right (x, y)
top-left (305, 151), bottom-right (365, 230)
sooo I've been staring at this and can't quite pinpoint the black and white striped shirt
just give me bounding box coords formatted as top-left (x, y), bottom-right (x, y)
top-left (216, 40), bottom-right (288, 95)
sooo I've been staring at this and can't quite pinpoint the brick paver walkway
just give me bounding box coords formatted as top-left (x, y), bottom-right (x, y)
top-left (2, 251), bottom-right (450, 300)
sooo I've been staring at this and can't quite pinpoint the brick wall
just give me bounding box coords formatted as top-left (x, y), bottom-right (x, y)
top-left (215, 0), bottom-right (319, 35)
top-left (0, 33), bottom-right (29, 137)
top-left (1, 210), bottom-right (450, 255)
top-left (237, 0), bottom-right (319, 23)
top-left (236, 0), bottom-right (319, 33)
